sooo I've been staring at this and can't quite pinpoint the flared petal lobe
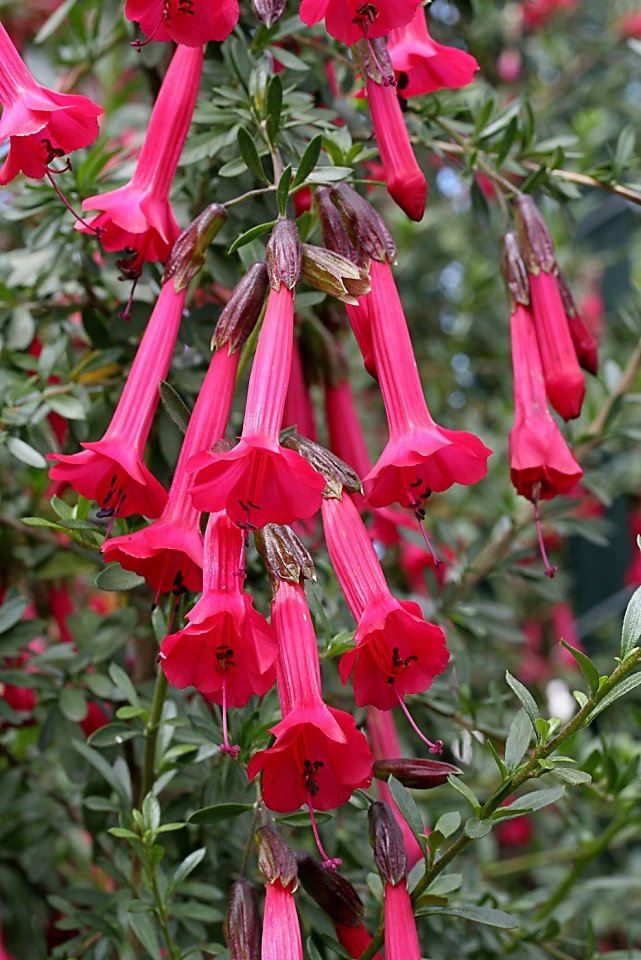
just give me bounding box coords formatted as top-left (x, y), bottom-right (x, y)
top-left (388, 6), bottom-right (479, 98)
top-left (300, 0), bottom-right (420, 45)
top-left (125, 0), bottom-right (239, 45)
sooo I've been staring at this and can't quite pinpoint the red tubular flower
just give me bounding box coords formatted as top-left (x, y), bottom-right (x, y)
top-left (262, 880), bottom-right (303, 960)
top-left (366, 77), bottom-right (427, 222)
top-left (384, 883), bottom-right (420, 960)
top-left (126, 0), bottom-right (239, 46)
top-left (247, 580), bottom-right (372, 813)
top-left (322, 494), bottom-right (449, 711)
top-left (509, 302), bottom-right (582, 503)
top-left (101, 345), bottom-right (239, 598)
top-left (160, 510), bottom-right (278, 708)
top-left (362, 259), bottom-right (491, 510)
top-left (299, 0), bottom-right (420, 46)
top-left (283, 334), bottom-right (317, 441)
top-left (388, 5), bottom-right (479, 98)
top-left (189, 285), bottom-right (326, 529)
top-left (46, 281), bottom-right (186, 519)
top-left (77, 46), bottom-right (204, 266)
top-left (0, 21), bottom-right (102, 185)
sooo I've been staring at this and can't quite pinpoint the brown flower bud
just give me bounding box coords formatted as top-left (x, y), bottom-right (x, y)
top-left (556, 269), bottom-right (599, 375)
top-left (301, 244), bottom-right (370, 305)
top-left (266, 218), bottom-right (302, 290)
top-left (254, 523), bottom-right (316, 587)
top-left (163, 203), bottom-right (228, 291)
top-left (224, 879), bottom-right (261, 960)
top-left (513, 194), bottom-right (556, 275)
top-left (296, 853), bottom-right (364, 928)
top-left (330, 183), bottom-right (397, 264)
top-left (373, 757), bottom-right (462, 790)
top-left (281, 433), bottom-right (362, 499)
top-left (500, 232), bottom-right (530, 308)
top-left (368, 802), bottom-right (407, 887)
top-left (252, 0), bottom-right (286, 27)
top-left (212, 262), bottom-right (268, 352)
top-left (255, 826), bottom-right (298, 890)
top-left (315, 188), bottom-right (366, 268)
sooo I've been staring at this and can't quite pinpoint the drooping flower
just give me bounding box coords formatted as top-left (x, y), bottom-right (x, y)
top-left (0, 20), bottom-right (102, 185)
top-left (256, 828), bottom-right (303, 960)
top-left (189, 222), bottom-right (326, 530)
top-left (77, 45), bottom-right (204, 267)
top-left (46, 280), bottom-right (187, 519)
top-left (102, 250), bottom-right (261, 600)
top-left (321, 493), bottom-right (449, 712)
top-left (361, 258), bottom-right (492, 509)
top-left (126, 0), bottom-right (239, 46)
top-left (160, 510), bottom-right (278, 711)
top-left (299, 0), bottom-right (420, 47)
top-left (388, 5), bottom-right (479, 98)
top-left (369, 802), bottom-right (420, 960)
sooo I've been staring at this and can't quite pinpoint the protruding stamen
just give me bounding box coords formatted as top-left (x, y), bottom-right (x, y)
top-left (306, 784), bottom-right (342, 872)
top-left (395, 689), bottom-right (443, 755)
top-left (414, 509), bottom-right (442, 570)
top-left (532, 486), bottom-right (557, 579)
top-left (220, 674), bottom-right (240, 759)
top-left (45, 171), bottom-right (103, 235)
top-left (365, 36), bottom-right (396, 87)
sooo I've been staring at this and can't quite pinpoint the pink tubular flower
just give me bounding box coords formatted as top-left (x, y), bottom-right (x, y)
top-left (366, 77), bottom-right (427, 222)
top-left (126, 0), bottom-right (239, 46)
top-left (101, 345), bottom-right (239, 598)
top-left (388, 6), bottom-right (479, 98)
top-left (189, 285), bottom-right (326, 529)
top-left (160, 510), bottom-right (278, 710)
top-left (363, 259), bottom-right (492, 510)
top-left (0, 21), bottom-right (102, 185)
top-left (77, 46), bottom-right (204, 266)
top-left (46, 281), bottom-right (186, 519)
top-left (509, 303), bottom-right (582, 503)
top-left (282, 334), bottom-right (317, 441)
top-left (247, 580), bottom-right (372, 813)
top-left (262, 879), bottom-right (303, 960)
top-left (299, 0), bottom-right (420, 46)
top-left (322, 494), bottom-right (449, 711)
top-left (384, 882), bottom-right (420, 960)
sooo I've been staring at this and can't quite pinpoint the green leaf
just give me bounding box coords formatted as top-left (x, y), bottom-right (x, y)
top-left (550, 767), bottom-right (592, 786)
top-left (109, 663), bottom-right (141, 708)
top-left (73, 741), bottom-right (131, 803)
top-left (614, 125), bottom-right (636, 173)
top-left (588, 672), bottom-right (641, 719)
top-left (464, 818), bottom-right (492, 839)
top-left (0, 595), bottom-right (28, 634)
top-left (188, 802), bottom-right (254, 824)
top-left (88, 723), bottom-right (140, 748)
top-left (504, 709), bottom-right (532, 772)
top-left (237, 127), bottom-right (268, 183)
top-left (46, 394), bottom-right (85, 420)
top-left (59, 686), bottom-right (87, 722)
top-left (276, 810), bottom-right (332, 827)
top-left (7, 437), bottom-right (46, 469)
top-left (159, 380), bottom-right (190, 436)
top-left (170, 848), bottom-right (206, 891)
top-left (560, 640), bottom-right (600, 695)
top-left (266, 74), bottom-right (283, 140)
top-left (504, 785), bottom-right (564, 814)
top-left (434, 811), bottom-right (461, 838)
top-left (621, 584), bottom-right (641, 659)
top-left (95, 565), bottom-right (145, 592)
top-left (128, 912), bottom-right (162, 960)
top-left (425, 873), bottom-right (463, 897)
top-left (505, 671), bottom-right (540, 735)
top-left (277, 165), bottom-right (292, 216)
top-left (388, 776), bottom-right (425, 849)
top-left (109, 827), bottom-right (138, 839)
top-left (293, 134), bottom-right (323, 187)
top-left (416, 904), bottom-right (518, 929)
top-left (447, 773), bottom-right (481, 814)
top-left (34, 0), bottom-right (79, 42)
top-left (142, 794), bottom-right (161, 834)
top-left (228, 219), bottom-right (277, 254)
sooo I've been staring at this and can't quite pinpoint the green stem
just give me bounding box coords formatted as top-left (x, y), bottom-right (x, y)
top-left (139, 667), bottom-right (168, 806)
top-left (144, 839), bottom-right (181, 960)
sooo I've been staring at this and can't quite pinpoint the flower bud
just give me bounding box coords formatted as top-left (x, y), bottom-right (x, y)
top-left (315, 188), bottom-right (366, 268)
top-left (501, 232), bottom-right (530, 308)
top-left (252, 0), bottom-right (286, 27)
top-left (254, 523), bottom-right (316, 587)
top-left (296, 853), bottom-right (364, 928)
top-left (281, 433), bottom-right (362, 499)
top-left (368, 802), bottom-right (407, 887)
top-left (555, 269), bottom-right (599, 375)
top-left (301, 244), bottom-right (370, 305)
top-left (266, 218), bottom-right (302, 290)
top-left (373, 757), bottom-right (462, 790)
top-left (212, 262), bottom-right (268, 352)
top-left (163, 203), bottom-right (228, 291)
top-left (330, 184), bottom-right (397, 264)
top-left (513, 194), bottom-right (556, 275)
top-left (224, 879), bottom-right (261, 960)
top-left (255, 826), bottom-right (298, 890)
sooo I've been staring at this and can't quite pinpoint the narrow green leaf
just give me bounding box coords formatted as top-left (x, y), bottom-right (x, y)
top-left (96, 565), bottom-right (145, 592)
top-left (59, 686), bottom-right (87, 722)
top-left (589, 672), bottom-right (641, 719)
top-left (505, 671), bottom-right (540, 735)
top-left (447, 773), bottom-right (481, 814)
top-left (504, 785), bottom-right (564, 814)
top-left (88, 723), bottom-right (140, 748)
top-left (142, 794), bottom-right (161, 834)
top-left (159, 380), bottom-right (190, 436)
top-left (416, 904), bottom-right (518, 929)
top-left (266, 74), bottom-right (283, 140)
top-left (473, 98), bottom-right (495, 138)
top-left (109, 663), bottom-right (141, 708)
top-left (434, 811), bottom-right (461, 838)
top-left (464, 818), bottom-right (492, 839)
top-left (170, 848), bottom-right (206, 890)
top-left (237, 127), bottom-right (268, 183)
top-left (621, 584), bottom-right (641, 659)
top-left (293, 134), bottom-right (322, 187)
top-left (188, 802), bottom-right (254, 824)
top-left (109, 827), bottom-right (138, 839)
top-left (560, 639), bottom-right (599, 695)
top-left (550, 767), bottom-right (592, 786)
top-left (388, 776), bottom-right (425, 849)
top-left (7, 437), bottom-right (46, 469)
top-left (228, 219), bottom-right (277, 254)
top-left (277, 165), bottom-right (292, 216)
top-left (0, 595), bottom-right (28, 634)
top-left (504, 709), bottom-right (532, 772)
top-left (128, 913), bottom-right (162, 960)
top-left (276, 810), bottom-right (332, 827)
top-left (73, 741), bottom-right (130, 803)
